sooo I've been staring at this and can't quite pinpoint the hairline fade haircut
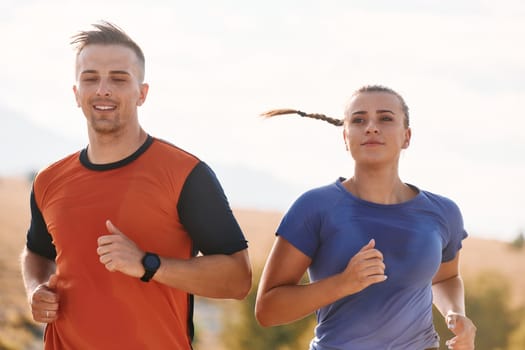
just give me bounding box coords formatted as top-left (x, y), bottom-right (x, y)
top-left (70, 21), bottom-right (146, 82)
top-left (261, 84), bottom-right (410, 128)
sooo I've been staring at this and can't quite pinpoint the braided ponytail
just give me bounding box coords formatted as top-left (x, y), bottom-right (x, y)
top-left (260, 108), bottom-right (344, 127)
top-left (261, 85), bottom-right (409, 128)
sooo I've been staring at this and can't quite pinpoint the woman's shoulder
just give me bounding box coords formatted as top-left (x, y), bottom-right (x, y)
top-left (287, 179), bottom-right (345, 212)
top-left (416, 187), bottom-right (462, 214)
top-left (297, 179), bottom-right (344, 201)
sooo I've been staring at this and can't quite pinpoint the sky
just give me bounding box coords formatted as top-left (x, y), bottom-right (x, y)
top-left (1, 0), bottom-right (524, 241)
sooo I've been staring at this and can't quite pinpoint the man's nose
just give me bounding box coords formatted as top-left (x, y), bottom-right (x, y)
top-left (96, 80), bottom-right (112, 97)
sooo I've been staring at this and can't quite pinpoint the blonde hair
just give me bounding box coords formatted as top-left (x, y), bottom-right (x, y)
top-left (261, 85), bottom-right (410, 128)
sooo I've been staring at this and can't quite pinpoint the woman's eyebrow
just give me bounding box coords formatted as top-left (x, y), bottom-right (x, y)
top-left (377, 109), bottom-right (395, 114)
top-left (351, 109), bottom-right (396, 116)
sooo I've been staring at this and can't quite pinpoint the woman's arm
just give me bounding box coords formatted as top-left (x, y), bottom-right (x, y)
top-left (255, 237), bottom-right (386, 327)
top-left (432, 252), bottom-right (476, 349)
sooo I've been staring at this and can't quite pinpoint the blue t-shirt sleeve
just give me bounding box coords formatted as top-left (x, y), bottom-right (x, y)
top-left (26, 188), bottom-right (57, 261)
top-left (276, 190), bottom-right (322, 259)
top-left (441, 198), bottom-right (468, 262)
top-left (177, 162), bottom-right (248, 256)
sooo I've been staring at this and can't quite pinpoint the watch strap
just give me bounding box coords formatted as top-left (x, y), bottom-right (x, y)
top-left (140, 252), bottom-right (160, 282)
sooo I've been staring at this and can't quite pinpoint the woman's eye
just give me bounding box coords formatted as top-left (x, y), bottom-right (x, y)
top-left (351, 118), bottom-right (364, 124)
top-left (380, 116), bottom-right (393, 121)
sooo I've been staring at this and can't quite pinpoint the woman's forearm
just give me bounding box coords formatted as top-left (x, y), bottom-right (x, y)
top-left (432, 275), bottom-right (466, 317)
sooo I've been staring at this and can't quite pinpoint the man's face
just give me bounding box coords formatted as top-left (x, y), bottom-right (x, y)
top-left (73, 44), bottom-right (148, 135)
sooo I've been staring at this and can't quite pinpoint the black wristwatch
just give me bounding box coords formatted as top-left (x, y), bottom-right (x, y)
top-left (140, 252), bottom-right (161, 282)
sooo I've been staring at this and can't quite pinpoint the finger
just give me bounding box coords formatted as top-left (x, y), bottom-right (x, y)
top-left (99, 252), bottom-right (110, 264)
top-left (34, 308), bottom-right (58, 323)
top-left (447, 314), bottom-right (456, 330)
top-left (32, 287), bottom-right (59, 304)
top-left (44, 309), bottom-right (57, 320)
top-left (359, 239), bottom-right (375, 252)
top-left (360, 273), bottom-right (388, 285)
top-left (97, 235), bottom-right (110, 246)
top-left (363, 263), bottom-right (386, 275)
top-left (446, 311), bottom-right (464, 330)
top-left (47, 274), bottom-right (58, 290)
top-left (106, 219), bottom-right (125, 236)
top-left (368, 274), bottom-right (388, 283)
top-left (362, 263), bottom-right (387, 278)
top-left (359, 249), bottom-right (384, 261)
top-left (445, 337), bottom-right (458, 349)
top-left (103, 260), bottom-right (116, 272)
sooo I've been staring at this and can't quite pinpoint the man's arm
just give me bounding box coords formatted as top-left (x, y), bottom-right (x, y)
top-left (97, 220), bottom-right (251, 299)
top-left (20, 247), bottom-right (60, 323)
top-left (155, 249), bottom-right (251, 299)
top-left (97, 161), bottom-right (252, 299)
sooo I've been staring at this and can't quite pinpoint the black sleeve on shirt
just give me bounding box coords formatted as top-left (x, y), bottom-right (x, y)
top-left (26, 188), bottom-right (56, 261)
top-left (177, 162), bottom-right (248, 256)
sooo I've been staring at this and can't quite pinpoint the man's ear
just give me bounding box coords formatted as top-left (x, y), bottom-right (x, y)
top-left (72, 85), bottom-right (80, 107)
top-left (137, 83), bottom-right (149, 106)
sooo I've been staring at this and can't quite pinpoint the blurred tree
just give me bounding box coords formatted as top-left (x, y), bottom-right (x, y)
top-left (223, 269), bottom-right (522, 350)
top-left (509, 231), bottom-right (524, 250)
top-left (507, 308), bottom-right (525, 350)
top-left (221, 270), bottom-right (315, 350)
top-left (433, 271), bottom-right (517, 350)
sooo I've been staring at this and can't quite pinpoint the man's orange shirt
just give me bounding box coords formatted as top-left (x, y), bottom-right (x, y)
top-left (31, 137), bottom-right (209, 349)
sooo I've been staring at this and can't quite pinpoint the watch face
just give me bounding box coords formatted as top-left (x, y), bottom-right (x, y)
top-left (144, 254), bottom-right (160, 270)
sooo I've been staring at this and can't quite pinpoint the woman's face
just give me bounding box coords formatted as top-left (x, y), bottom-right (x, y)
top-left (343, 91), bottom-right (411, 167)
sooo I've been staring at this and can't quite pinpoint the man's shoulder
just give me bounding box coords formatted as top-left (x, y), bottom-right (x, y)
top-left (34, 151), bottom-right (81, 182)
top-left (150, 137), bottom-right (201, 163)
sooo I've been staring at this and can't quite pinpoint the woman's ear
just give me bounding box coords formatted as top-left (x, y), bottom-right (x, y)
top-left (402, 128), bottom-right (412, 149)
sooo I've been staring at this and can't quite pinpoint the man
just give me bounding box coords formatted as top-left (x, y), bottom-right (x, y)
top-left (21, 21), bottom-right (252, 349)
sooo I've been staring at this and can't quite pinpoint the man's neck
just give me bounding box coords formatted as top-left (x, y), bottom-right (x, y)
top-left (86, 127), bottom-right (148, 164)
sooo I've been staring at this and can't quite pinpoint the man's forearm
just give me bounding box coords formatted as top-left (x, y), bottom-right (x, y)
top-left (20, 247), bottom-right (56, 298)
top-left (153, 249), bottom-right (252, 299)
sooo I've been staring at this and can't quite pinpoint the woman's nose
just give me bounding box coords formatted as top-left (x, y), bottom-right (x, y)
top-left (365, 121), bottom-right (379, 134)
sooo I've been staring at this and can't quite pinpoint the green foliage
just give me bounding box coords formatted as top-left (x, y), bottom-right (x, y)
top-left (433, 271), bottom-right (519, 350)
top-left (509, 231), bottom-right (524, 250)
top-left (223, 269), bottom-right (524, 350)
top-left (507, 308), bottom-right (525, 350)
top-left (221, 271), bottom-right (316, 350)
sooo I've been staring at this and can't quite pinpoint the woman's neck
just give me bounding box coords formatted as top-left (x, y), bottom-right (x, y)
top-left (343, 168), bottom-right (416, 205)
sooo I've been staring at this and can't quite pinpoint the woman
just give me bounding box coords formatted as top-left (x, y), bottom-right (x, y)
top-left (255, 85), bottom-right (476, 349)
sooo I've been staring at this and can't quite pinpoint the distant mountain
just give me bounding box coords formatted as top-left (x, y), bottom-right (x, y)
top-left (211, 162), bottom-right (303, 212)
top-left (0, 106), bottom-right (300, 211)
top-left (1, 106), bottom-right (83, 177)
